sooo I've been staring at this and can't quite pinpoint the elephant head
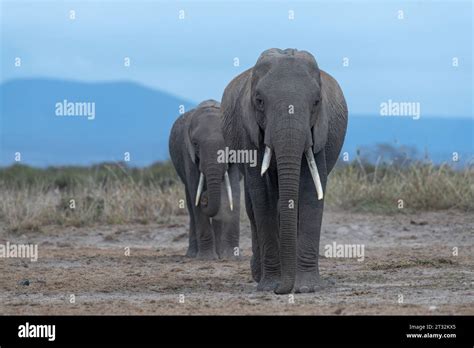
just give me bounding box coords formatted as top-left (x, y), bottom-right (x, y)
top-left (244, 49), bottom-right (328, 293)
top-left (184, 100), bottom-right (233, 217)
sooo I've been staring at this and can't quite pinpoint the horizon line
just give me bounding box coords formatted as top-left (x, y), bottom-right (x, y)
top-left (1, 77), bottom-right (472, 119)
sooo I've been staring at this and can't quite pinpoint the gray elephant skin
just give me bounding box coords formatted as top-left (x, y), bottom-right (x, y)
top-left (169, 100), bottom-right (241, 260)
top-left (221, 49), bottom-right (348, 293)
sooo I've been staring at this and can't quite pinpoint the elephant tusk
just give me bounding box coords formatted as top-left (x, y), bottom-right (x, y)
top-left (195, 172), bottom-right (205, 206)
top-left (304, 148), bottom-right (324, 200)
top-left (224, 171), bottom-right (233, 211)
top-left (261, 146), bottom-right (272, 176)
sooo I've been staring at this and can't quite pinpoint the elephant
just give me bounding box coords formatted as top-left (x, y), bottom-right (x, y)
top-left (169, 100), bottom-right (241, 260)
top-left (221, 48), bottom-right (348, 293)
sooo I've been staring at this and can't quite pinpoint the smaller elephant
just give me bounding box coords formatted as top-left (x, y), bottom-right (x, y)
top-left (169, 100), bottom-right (241, 260)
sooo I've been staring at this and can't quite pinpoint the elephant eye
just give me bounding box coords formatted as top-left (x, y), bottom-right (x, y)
top-left (312, 99), bottom-right (320, 113)
top-left (255, 96), bottom-right (264, 110)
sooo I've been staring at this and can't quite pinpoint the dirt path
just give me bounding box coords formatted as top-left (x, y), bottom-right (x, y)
top-left (0, 211), bottom-right (472, 315)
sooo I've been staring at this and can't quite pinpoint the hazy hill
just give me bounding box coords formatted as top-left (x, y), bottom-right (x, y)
top-left (0, 78), bottom-right (472, 167)
top-left (0, 79), bottom-right (194, 166)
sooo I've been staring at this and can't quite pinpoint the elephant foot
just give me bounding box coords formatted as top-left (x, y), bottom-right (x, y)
top-left (185, 246), bottom-right (198, 258)
top-left (256, 275), bottom-right (280, 291)
top-left (250, 255), bottom-right (261, 282)
top-left (294, 271), bottom-right (334, 293)
top-left (196, 249), bottom-right (218, 260)
top-left (218, 248), bottom-right (240, 260)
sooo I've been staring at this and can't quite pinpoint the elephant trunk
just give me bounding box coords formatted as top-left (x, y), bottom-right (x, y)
top-left (201, 162), bottom-right (223, 217)
top-left (273, 129), bottom-right (305, 294)
top-left (196, 138), bottom-right (226, 217)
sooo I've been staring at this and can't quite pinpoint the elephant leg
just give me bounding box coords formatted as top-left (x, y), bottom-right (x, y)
top-left (295, 151), bottom-right (330, 293)
top-left (185, 187), bottom-right (198, 257)
top-left (217, 221), bottom-right (240, 260)
top-left (245, 185), bottom-right (261, 282)
top-left (247, 174), bottom-right (280, 291)
top-left (255, 204), bottom-right (280, 291)
top-left (212, 219), bottom-right (224, 258)
top-left (193, 207), bottom-right (218, 260)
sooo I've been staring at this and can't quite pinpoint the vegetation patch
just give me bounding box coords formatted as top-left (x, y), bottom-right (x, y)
top-left (0, 160), bottom-right (472, 232)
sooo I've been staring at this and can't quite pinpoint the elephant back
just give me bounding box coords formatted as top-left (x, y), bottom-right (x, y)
top-left (198, 99), bottom-right (220, 109)
top-left (221, 68), bottom-right (253, 151)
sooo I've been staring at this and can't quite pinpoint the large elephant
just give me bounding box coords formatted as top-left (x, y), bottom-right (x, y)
top-left (221, 49), bottom-right (348, 293)
top-left (169, 100), bottom-right (241, 260)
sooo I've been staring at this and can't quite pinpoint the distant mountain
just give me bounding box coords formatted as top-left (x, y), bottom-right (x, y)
top-left (0, 79), bottom-right (194, 166)
top-left (0, 78), bottom-right (472, 167)
top-left (343, 115), bottom-right (473, 165)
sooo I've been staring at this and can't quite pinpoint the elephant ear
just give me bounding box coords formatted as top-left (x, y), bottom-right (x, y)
top-left (293, 50), bottom-right (329, 154)
top-left (184, 110), bottom-right (196, 163)
top-left (312, 85), bottom-right (329, 154)
top-left (242, 88), bottom-right (261, 147)
top-left (221, 68), bottom-right (259, 149)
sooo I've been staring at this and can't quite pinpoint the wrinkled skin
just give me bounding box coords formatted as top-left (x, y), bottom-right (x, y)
top-left (221, 49), bottom-right (348, 293)
top-left (169, 100), bottom-right (241, 260)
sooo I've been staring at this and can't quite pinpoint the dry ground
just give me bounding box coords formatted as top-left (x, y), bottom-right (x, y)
top-left (0, 210), bottom-right (472, 315)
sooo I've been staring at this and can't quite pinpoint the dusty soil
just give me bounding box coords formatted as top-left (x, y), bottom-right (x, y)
top-left (0, 210), bottom-right (472, 315)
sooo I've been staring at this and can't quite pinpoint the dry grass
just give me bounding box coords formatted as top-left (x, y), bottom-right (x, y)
top-left (0, 162), bottom-right (186, 232)
top-left (0, 161), bottom-right (472, 232)
top-left (326, 162), bottom-right (474, 213)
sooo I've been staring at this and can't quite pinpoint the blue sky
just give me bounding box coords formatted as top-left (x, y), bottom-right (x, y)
top-left (1, 0), bottom-right (473, 118)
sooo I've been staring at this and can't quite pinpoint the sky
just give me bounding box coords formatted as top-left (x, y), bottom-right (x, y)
top-left (1, 0), bottom-right (473, 118)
